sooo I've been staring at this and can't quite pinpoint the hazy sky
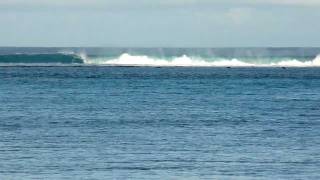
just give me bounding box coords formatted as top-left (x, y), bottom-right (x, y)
top-left (1, 0), bottom-right (320, 47)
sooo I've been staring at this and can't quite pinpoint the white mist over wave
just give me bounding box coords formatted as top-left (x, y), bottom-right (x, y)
top-left (83, 53), bottom-right (320, 67)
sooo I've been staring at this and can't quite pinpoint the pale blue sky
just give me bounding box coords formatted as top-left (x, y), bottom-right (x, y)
top-left (1, 0), bottom-right (320, 47)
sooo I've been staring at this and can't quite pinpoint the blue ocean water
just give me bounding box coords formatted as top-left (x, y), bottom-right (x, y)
top-left (0, 48), bottom-right (320, 179)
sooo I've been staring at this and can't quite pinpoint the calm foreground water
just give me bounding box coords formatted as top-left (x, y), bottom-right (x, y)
top-left (0, 66), bottom-right (320, 179)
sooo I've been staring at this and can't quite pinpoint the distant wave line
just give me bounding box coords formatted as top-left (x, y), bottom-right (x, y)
top-left (83, 53), bottom-right (320, 67)
top-left (1, 52), bottom-right (320, 67)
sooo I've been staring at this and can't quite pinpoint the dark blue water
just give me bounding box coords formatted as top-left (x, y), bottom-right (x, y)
top-left (1, 66), bottom-right (320, 179)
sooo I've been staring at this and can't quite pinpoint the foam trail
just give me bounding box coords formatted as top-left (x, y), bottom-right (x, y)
top-left (84, 53), bottom-right (253, 67)
top-left (83, 53), bottom-right (320, 67)
top-left (272, 54), bottom-right (320, 67)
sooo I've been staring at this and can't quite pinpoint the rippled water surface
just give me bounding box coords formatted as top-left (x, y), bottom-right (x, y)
top-left (0, 67), bottom-right (320, 179)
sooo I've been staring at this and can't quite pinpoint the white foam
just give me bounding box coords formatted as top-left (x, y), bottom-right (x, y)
top-left (271, 55), bottom-right (320, 67)
top-left (84, 53), bottom-right (253, 67)
top-left (83, 53), bottom-right (320, 67)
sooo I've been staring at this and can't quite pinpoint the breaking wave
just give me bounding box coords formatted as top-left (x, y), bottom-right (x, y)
top-left (84, 53), bottom-right (320, 67)
top-left (1, 51), bottom-right (320, 67)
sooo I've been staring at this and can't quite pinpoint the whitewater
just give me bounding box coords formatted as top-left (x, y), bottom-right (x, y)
top-left (1, 47), bottom-right (320, 67)
top-left (83, 53), bottom-right (320, 67)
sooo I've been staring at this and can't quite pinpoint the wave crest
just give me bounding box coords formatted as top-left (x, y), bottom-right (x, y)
top-left (84, 53), bottom-right (252, 66)
top-left (0, 53), bottom-right (84, 64)
top-left (84, 53), bottom-right (320, 67)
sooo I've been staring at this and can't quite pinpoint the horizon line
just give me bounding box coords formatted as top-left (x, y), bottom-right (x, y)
top-left (1, 46), bottom-right (320, 49)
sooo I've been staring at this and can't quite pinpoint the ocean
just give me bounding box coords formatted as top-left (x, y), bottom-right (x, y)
top-left (0, 47), bottom-right (320, 179)
top-left (1, 47), bottom-right (320, 66)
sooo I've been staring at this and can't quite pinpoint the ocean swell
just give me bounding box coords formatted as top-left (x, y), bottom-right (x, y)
top-left (0, 53), bottom-right (84, 64)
